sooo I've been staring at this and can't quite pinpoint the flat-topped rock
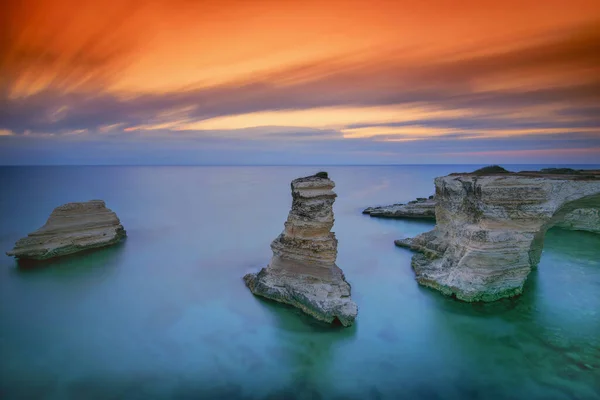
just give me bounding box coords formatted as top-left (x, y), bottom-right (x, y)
top-left (7, 200), bottom-right (126, 261)
top-left (363, 196), bottom-right (436, 219)
top-left (244, 172), bottom-right (358, 326)
top-left (395, 169), bottom-right (600, 302)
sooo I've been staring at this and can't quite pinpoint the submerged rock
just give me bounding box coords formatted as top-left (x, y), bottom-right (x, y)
top-left (7, 200), bottom-right (126, 261)
top-left (244, 173), bottom-right (358, 326)
top-left (363, 196), bottom-right (436, 219)
top-left (395, 169), bottom-right (600, 302)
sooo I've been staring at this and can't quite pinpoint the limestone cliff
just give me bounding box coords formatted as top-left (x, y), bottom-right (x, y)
top-left (395, 170), bottom-right (600, 302)
top-left (363, 195), bottom-right (598, 233)
top-left (363, 196), bottom-right (436, 219)
top-left (244, 172), bottom-right (358, 326)
top-left (7, 200), bottom-right (126, 261)
top-left (556, 208), bottom-right (600, 233)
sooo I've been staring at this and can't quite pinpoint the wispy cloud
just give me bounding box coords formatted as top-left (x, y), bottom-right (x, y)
top-left (0, 0), bottom-right (599, 164)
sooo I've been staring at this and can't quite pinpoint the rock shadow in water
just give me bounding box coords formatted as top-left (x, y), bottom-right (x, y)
top-left (10, 240), bottom-right (126, 282)
top-left (249, 293), bottom-right (359, 335)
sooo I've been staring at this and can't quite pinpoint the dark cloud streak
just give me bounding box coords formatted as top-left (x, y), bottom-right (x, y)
top-left (2, 21), bottom-right (600, 136)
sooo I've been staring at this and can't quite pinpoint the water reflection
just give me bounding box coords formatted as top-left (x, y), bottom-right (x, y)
top-left (244, 295), bottom-right (359, 398)
top-left (11, 240), bottom-right (126, 282)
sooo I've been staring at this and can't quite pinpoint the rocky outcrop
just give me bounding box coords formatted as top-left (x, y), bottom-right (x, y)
top-left (363, 196), bottom-right (436, 219)
top-left (364, 196), bottom-right (599, 234)
top-left (244, 172), bottom-right (358, 326)
top-left (395, 170), bottom-right (600, 302)
top-left (7, 200), bottom-right (126, 261)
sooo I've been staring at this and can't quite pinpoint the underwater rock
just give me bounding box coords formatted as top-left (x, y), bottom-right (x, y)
top-left (244, 173), bottom-right (358, 326)
top-left (7, 200), bottom-right (126, 260)
top-left (395, 169), bottom-right (600, 302)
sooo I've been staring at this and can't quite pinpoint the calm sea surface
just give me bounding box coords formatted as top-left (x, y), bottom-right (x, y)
top-left (0, 165), bottom-right (599, 400)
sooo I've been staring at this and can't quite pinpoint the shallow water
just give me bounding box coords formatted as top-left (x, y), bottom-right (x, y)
top-left (0, 165), bottom-right (599, 400)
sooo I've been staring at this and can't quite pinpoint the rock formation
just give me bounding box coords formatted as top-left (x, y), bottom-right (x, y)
top-left (363, 196), bottom-right (436, 219)
top-left (244, 172), bottom-right (358, 326)
top-left (556, 208), bottom-right (600, 234)
top-left (363, 195), bottom-right (598, 233)
top-left (7, 200), bottom-right (126, 261)
top-left (395, 170), bottom-right (600, 302)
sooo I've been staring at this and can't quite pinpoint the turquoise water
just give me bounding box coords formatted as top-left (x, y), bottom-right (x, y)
top-left (0, 165), bottom-right (599, 400)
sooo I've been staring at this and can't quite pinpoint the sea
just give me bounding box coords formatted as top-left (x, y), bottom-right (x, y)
top-left (0, 165), bottom-right (599, 400)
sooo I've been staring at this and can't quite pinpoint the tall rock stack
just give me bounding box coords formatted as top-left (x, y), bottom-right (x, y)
top-left (7, 200), bottom-right (126, 261)
top-left (244, 172), bottom-right (358, 326)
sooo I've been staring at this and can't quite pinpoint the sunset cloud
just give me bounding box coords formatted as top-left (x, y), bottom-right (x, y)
top-left (0, 0), bottom-right (599, 164)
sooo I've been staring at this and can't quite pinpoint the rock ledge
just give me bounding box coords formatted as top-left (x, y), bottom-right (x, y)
top-left (363, 196), bottom-right (435, 219)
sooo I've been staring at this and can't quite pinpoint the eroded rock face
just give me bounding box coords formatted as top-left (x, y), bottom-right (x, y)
top-left (244, 173), bottom-right (358, 326)
top-left (7, 200), bottom-right (126, 260)
top-left (364, 195), bottom-right (599, 233)
top-left (363, 196), bottom-right (436, 219)
top-left (556, 208), bottom-right (600, 234)
top-left (395, 172), bottom-right (600, 302)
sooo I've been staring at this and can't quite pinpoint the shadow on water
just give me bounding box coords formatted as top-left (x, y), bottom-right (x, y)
top-left (241, 295), bottom-right (359, 399)
top-left (542, 227), bottom-right (600, 259)
top-left (9, 240), bottom-right (127, 282)
top-left (362, 213), bottom-right (436, 228)
top-left (252, 294), bottom-right (358, 335)
top-left (418, 284), bottom-right (526, 317)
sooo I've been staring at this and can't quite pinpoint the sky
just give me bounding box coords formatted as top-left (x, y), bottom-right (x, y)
top-left (1, 0), bottom-right (599, 165)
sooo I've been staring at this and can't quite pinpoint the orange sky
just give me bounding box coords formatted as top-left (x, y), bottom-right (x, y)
top-left (4, 0), bottom-right (600, 95)
top-left (1, 0), bottom-right (599, 163)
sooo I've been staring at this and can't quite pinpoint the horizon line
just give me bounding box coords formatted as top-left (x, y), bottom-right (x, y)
top-left (1, 163), bottom-right (599, 167)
